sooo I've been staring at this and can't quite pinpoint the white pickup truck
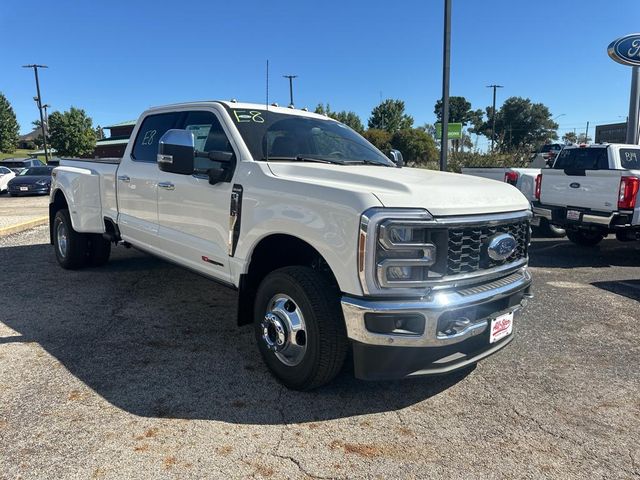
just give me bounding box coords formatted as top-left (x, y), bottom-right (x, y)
top-left (534, 143), bottom-right (640, 245)
top-left (462, 167), bottom-right (565, 237)
top-left (50, 101), bottom-right (533, 389)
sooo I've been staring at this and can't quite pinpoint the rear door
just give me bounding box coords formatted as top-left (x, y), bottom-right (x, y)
top-left (117, 112), bottom-right (181, 245)
top-left (540, 146), bottom-right (622, 212)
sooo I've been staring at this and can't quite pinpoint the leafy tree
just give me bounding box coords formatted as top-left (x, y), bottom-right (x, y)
top-left (562, 131), bottom-right (577, 144)
top-left (576, 133), bottom-right (592, 144)
top-left (434, 96), bottom-right (483, 129)
top-left (363, 128), bottom-right (392, 154)
top-left (418, 123), bottom-right (438, 140)
top-left (368, 99), bottom-right (413, 133)
top-left (390, 128), bottom-right (438, 165)
top-left (314, 103), bottom-right (364, 133)
top-left (95, 126), bottom-right (105, 140)
top-left (0, 93), bottom-right (19, 153)
top-left (48, 107), bottom-right (96, 157)
top-left (475, 97), bottom-right (558, 152)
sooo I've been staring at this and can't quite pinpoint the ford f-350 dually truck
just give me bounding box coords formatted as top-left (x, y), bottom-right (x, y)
top-left (50, 101), bottom-right (533, 390)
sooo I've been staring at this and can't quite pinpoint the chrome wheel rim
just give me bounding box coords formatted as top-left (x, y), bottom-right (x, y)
top-left (261, 294), bottom-right (307, 366)
top-left (56, 221), bottom-right (68, 258)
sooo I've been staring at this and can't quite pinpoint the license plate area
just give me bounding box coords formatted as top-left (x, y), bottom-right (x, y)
top-left (566, 209), bottom-right (581, 221)
top-left (490, 311), bottom-right (514, 343)
top-left (19, 186), bottom-right (28, 191)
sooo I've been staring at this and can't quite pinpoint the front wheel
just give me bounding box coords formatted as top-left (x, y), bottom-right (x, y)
top-left (566, 229), bottom-right (605, 246)
top-left (254, 266), bottom-right (348, 390)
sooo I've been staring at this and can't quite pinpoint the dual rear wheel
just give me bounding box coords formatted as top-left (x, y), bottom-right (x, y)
top-left (53, 209), bottom-right (111, 269)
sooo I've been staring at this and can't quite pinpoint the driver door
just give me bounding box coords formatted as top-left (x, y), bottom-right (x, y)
top-left (156, 109), bottom-right (236, 284)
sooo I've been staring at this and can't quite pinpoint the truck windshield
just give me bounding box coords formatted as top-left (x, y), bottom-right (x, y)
top-left (224, 106), bottom-right (393, 166)
top-left (553, 148), bottom-right (609, 170)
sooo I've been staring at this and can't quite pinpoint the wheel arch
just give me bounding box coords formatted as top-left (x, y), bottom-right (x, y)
top-left (49, 189), bottom-right (69, 244)
top-left (237, 233), bottom-right (340, 326)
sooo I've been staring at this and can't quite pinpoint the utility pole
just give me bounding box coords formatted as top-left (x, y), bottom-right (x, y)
top-left (42, 104), bottom-right (50, 137)
top-left (585, 121), bottom-right (590, 143)
top-left (23, 64), bottom-right (49, 162)
top-left (283, 74), bottom-right (297, 107)
top-left (439, 0), bottom-right (451, 171)
top-left (486, 84), bottom-right (504, 152)
top-left (626, 66), bottom-right (640, 144)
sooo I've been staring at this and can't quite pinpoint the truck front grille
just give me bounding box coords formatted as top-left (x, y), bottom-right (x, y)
top-left (446, 220), bottom-right (529, 275)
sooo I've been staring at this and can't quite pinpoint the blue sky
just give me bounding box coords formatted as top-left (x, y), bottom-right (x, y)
top-left (2, 0), bottom-right (639, 149)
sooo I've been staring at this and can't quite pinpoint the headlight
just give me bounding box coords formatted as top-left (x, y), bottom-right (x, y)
top-left (358, 208), bottom-right (439, 295)
top-left (36, 179), bottom-right (50, 186)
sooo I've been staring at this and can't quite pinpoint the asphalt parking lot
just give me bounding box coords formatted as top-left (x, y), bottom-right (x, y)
top-left (1, 227), bottom-right (638, 479)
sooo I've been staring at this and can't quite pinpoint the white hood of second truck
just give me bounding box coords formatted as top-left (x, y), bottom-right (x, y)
top-left (267, 163), bottom-right (530, 216)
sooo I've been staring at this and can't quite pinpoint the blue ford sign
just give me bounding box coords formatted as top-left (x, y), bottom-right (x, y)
top-left (487, 234), bottom-right (517, 261)
top-left (608, 34), bottom-right (640, 67)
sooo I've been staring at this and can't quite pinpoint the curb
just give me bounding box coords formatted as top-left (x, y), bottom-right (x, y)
top-left (0, 216), bottom-right (49, 237)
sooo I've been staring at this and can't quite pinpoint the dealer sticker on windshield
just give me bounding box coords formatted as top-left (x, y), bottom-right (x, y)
top-left (490, 311), bottom-right (514, 343)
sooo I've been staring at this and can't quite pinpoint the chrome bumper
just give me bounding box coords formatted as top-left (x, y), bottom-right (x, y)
top-left (341, 268), bottom-right (532, 348)
top-left (533, 205), bottom-right (618, 227)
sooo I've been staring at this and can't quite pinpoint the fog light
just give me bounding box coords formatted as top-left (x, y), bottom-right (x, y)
top-left (364, 313), bottom-right (425, 335)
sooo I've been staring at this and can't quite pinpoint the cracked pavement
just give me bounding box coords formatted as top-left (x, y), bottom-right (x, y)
top-left (0, 226), bottom-right (638, 479)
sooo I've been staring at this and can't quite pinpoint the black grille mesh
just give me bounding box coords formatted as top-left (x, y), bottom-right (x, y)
top-left (447, 221), bottom-right (529, 275)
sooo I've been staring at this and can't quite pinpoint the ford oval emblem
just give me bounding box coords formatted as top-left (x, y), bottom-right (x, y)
top-left (608, 34), bottom-right (640, 67)
top-left (570, 182), bottom-right (581, 188)
top-left (487, 233), bottom-right (517, 261)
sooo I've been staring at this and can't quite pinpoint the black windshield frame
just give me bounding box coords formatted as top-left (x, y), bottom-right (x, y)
top-left (223, 105), bottom-right (393, 166)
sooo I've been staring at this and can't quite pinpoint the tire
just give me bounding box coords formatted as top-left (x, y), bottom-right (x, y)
top-left (533, 219), bottom-right (566, 238)
top-left (86, 234), bottom-right (111, 267)
top-left (53, 209), bottom-right (88, 269)
top-left (254, 266), bottom-right (348, 390)
top-left (566, 229), bottom-right (605, 246)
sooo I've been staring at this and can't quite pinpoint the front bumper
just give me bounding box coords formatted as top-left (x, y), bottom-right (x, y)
top-left (8, 186), bottom-right (50, 196)
top-left (341, 268), bottom-right (532, 380)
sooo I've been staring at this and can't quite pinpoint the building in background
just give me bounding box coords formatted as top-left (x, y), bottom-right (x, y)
top-left (93, 120), bottom-right (135, 158)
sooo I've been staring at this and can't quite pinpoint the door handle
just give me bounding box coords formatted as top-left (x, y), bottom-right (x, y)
top-left (158, 182), bottom-right (175, 191)
top-left (117, 175), bottom-right (130, 183)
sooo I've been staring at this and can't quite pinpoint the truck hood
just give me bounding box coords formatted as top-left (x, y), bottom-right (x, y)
top-left (267, 163), bottom-right (530, 216)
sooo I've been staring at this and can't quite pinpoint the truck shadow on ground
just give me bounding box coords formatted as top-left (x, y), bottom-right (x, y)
top-left (591, 279), bottom-right (640, 302)
top-left (0, 243), bottom-right (470, 425)
top-left (528, 237), bottom-right (640, 269)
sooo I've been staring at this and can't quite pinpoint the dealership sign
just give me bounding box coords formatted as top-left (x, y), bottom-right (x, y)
top-left (608, 34), bottom-right (640, 66)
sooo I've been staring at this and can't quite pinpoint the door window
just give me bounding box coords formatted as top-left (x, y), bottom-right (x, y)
top-left (180, 111), bottom-right (235, 173)
top-left (131, 112), bottom-right (181, 162)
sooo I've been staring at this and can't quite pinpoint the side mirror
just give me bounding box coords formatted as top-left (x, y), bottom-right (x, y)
top-left (389, 149), bottom-right (404, 167)
top-left (157, 129), bottom-right (195, 175)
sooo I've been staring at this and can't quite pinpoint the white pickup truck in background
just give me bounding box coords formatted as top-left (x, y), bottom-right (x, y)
top-left (49, 101), bottom-right (533, 389)
top-left (534, 143), bottom-right (640, 245)
top-left (462, 167), bottom-right (565, 237)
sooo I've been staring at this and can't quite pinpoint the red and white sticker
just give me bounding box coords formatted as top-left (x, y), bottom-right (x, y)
top-left (490, 311), bottom-right (514, 343)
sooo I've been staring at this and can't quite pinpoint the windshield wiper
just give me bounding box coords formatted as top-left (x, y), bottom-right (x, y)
top-left (343, 159), bottom-right (392, 167)
top-left (261, 155), bottom-right (346, 165)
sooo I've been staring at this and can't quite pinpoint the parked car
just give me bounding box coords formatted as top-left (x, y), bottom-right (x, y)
top-left (0, 166), bottom-right (16, 194)
top-left (462, 166), bottom-right (565, 237)
top-left (0, 157), bottom-right (44, 173)
top-left (8, 166), bottom-right (54, 196)
top-left (529, 143), bottom-right (563, 168)
top-left (50, 101), bottom-right (533, 389)
top-left (534, 143), bottom-right (640, 245)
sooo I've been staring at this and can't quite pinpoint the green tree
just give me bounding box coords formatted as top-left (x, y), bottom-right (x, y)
top-left (48, 107), bottom-right (96, 157)
top-left (314, 103), bottom-right (364, 133)
top-left (368, 99), bottom-right (413, 133)
top-left (475, 97), bottom-right (558, 152)
top-left (363, 128), bottom-right (392, 154)
top-left (576, 133), bottom-right (592, 144)
top-left (562, 131), bottom-right (577, 144)
top-left (390, 128), bottom-right (438, 165)
top-left (0, 93), bottom-right (19, 153)
top-left (434, 96), bottom-right (483, 129)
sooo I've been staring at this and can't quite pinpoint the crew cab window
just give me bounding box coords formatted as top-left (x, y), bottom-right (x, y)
top-left (180, 111), bottom-right (234, 172)
top-left (619, 148), bottom-right (640, 170)
top-left (553, 148), bottom-right (609, 170)
top-left (131, 112), bottom-right (181, 162)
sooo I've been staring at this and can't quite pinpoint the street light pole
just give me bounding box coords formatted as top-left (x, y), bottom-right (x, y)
top-left (22, 64), bottom-right (49, 162)
top-left (283, 75), bottom-right (297, 107)
top-left (486, 84), bottom-right (503, 152)
top-left (439, 0), bottom-right (451, 171)
top-left (42, 104), bottom-right (50, 136)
